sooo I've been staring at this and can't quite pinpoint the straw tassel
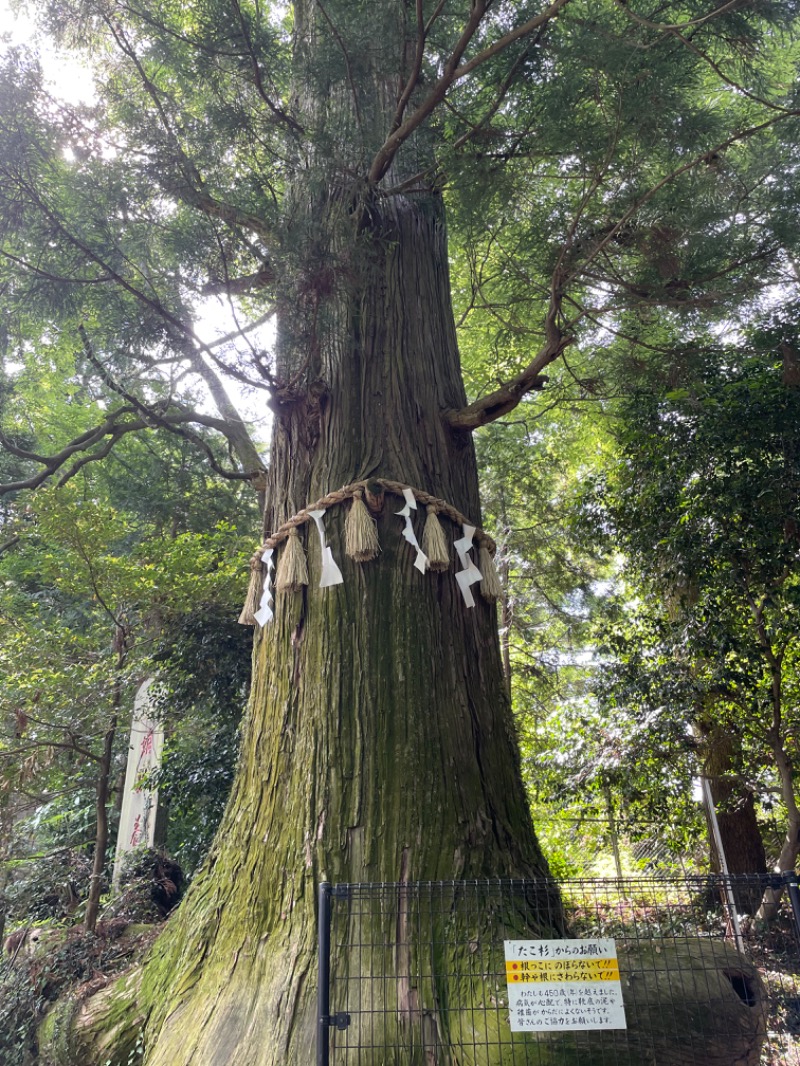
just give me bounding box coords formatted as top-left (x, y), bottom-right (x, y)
top-left (275, 527), bottom-right (309, 592)
top-left (422, 506), bottom-right (449, 571)
top-left (238, 553), bottom-right (265, 625)
top-left (345, 490), bottom-right (380, 562)
top-left (478, 544), bottom-right (503, 602)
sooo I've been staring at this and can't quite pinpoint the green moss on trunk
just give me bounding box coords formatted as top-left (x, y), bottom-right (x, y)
top-left (120, 169), bottom-right (552, 1065)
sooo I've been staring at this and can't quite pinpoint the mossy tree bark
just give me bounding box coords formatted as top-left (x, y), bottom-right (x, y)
top-left (131, 10), bottom-right (554, 1060)
top-left (137, 190), bottom-right (551, 1066)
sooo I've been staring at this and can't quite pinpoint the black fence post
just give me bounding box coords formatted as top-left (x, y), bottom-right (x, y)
top-left (318, 881), bottom-right (332, 1066)
top-left (783, 870), bottom-right (800, 942)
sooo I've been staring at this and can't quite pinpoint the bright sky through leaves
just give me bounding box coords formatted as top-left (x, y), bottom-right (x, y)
top-left (0, 0), bottom-right (274, 445)
top-left (0, 0), bottom-right (94, 104)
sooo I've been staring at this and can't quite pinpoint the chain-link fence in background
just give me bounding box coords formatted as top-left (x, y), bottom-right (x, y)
top-left (318, 875), bottom-right (800, 1066)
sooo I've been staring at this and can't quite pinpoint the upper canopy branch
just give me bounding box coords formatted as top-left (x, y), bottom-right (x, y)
top-left (112, 0), bottom-right (302, 134)
top-left (105, 15), bottom-right (277, 246)
top-left (445, 294), bottom-right (571, 430)
top-left (201, 266), bottom-right (276, 297)
top-left (228, 0), bottom-right (305, 134)
top-left (0, 398), bottom-right (252, 497)
top-left (388, 0), bottom-right (436, 137)
top-left (5, 172), bottom-right (268, 470)
top-left (367, 0), bottom-right (572, 185)
top-left (612, 0), bottom-right (768, 36)
top-left (177, 185), bottom-right (276, 245)
top-left (78, 325), bottom-right (263, 481)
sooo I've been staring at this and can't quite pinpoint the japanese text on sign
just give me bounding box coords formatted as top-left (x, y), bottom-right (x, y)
top-left (503, 939), bottom-right (626, 1032)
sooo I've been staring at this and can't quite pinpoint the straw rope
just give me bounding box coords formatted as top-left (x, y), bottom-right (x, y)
top-left (249, 479), bottom-right (496, 568)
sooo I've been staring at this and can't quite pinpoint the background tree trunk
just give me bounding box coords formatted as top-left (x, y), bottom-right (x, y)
top-left (700, 724), bottom-right (767, 881)
top-left (85, 625), bottom-right (128, 933)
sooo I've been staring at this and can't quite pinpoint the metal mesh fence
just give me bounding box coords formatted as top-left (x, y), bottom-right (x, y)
top-left (318, 874), bottom-right (800, 1066)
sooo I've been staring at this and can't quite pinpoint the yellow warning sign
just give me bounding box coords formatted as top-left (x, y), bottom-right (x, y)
top-left (503, 939), bottom-right (627, 1032)
top-left (505, 958), bottom-right (620, 983)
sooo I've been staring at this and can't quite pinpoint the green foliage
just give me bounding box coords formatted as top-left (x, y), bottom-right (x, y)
top-left (575, 341), bottom-right (800, 860)
top-left (0, 922), bottom-right (156, 1066)
top-left (0, 956), bottom-right (40, 1066)
top-left (0, 444), bottom-right (255, 925)
top-left (3, 849), bottom-right (93, 928)
top-left (447, 0), bottom-right (800, 410)
top-left (107, 848), bottom-right (184, 922)
top-left (150, 609), bottom-right (252, 875)
top-left (475, 403), bottom-right (610, 716)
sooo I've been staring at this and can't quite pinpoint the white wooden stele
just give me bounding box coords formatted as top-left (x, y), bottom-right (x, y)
top-left (112, 678), bottom-right (164, 889)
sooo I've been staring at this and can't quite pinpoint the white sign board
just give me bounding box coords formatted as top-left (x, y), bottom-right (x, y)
top-left (504, 939), bottom-right (627, 1032)
top-left (112, 678), bottom-right (164, 888)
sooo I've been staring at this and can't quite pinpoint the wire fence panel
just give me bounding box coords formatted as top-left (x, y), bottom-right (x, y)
top-left (318, 875), bottom-right (800, 1066)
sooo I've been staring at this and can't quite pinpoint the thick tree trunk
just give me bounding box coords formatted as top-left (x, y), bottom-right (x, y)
top-left (133, 188), bottom-right (551, 1066)
top-left (61, 8), bottom-right (765, 1062)
top-left (74, 188), bottom-right (766, 1066)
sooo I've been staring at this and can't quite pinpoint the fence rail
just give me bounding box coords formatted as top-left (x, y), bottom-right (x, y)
top-left (318, 874), bottom-right (800, 1066)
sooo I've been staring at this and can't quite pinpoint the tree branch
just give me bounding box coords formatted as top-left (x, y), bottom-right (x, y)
top-left (367, 0), bottom-right (571, 184)
top-left (204, 310), bottom-right (276, 351)
top-left (0, 398), bottom-right (254, 496)
top-left (388, 0), bottom-right (428, 136)
top-left (105, 16), bottom-right (277, 244)
top-left (613, 0), bottom-right (775, 37)
top-left (78, 326), bottom-right (263, 481)
top-left (0, 535), bottom-right (20, 557)
top-left (113, 0), bottom-right (302, 133)
top-left (201, 265), bottom-right (276, 296)
top-left (445, 294), bottom-right (571, 430)
top-left (572, 112), bottom-right (800, 284)
top-left (5, 173), bottom-right (268, 474)
top-left (1, 737), bottom-right (101, 764)
top-left (228, 0), bottom-right (305, 133)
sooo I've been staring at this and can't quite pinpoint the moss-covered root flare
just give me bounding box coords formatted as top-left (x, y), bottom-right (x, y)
top-left (37, 968), bottom-right (145, 1066)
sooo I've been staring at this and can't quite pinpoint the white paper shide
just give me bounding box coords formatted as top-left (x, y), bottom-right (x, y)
top-left (254, 547), bottom-right (276, 626)
top-left (308, 509), bottom-right (344, 588)
top-left (453, 524), bottom-right (482, 607)
top-left (395, 488), bottom-right (428, 573)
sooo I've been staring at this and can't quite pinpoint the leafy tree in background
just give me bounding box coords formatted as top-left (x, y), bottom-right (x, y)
top-left (473, 409), bottom-right (622, 875)
top-left (0, 453), bottom-right (254, 935)
top-left (151, 607), bottom-right (252, 876)
top-left (0, 0), bottom-right (798, 1061)
top-left (586, 339), bottom-right (800, 878)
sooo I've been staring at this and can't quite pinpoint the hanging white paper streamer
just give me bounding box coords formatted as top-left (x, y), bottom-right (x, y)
top-left (395, 487), bottom-right (428, 573)
top-left (253, 548), bottom-right (275, 626)
top-left (308, 509), bottom-right (344, 588)
top-left (453, 524), bottom-right (483, 608)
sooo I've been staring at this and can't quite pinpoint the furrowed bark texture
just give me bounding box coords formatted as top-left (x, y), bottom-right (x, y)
top-left (137, 188), bottom-right (551, 1066)
top-left (84, 6), bottom-right (762, 1062)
